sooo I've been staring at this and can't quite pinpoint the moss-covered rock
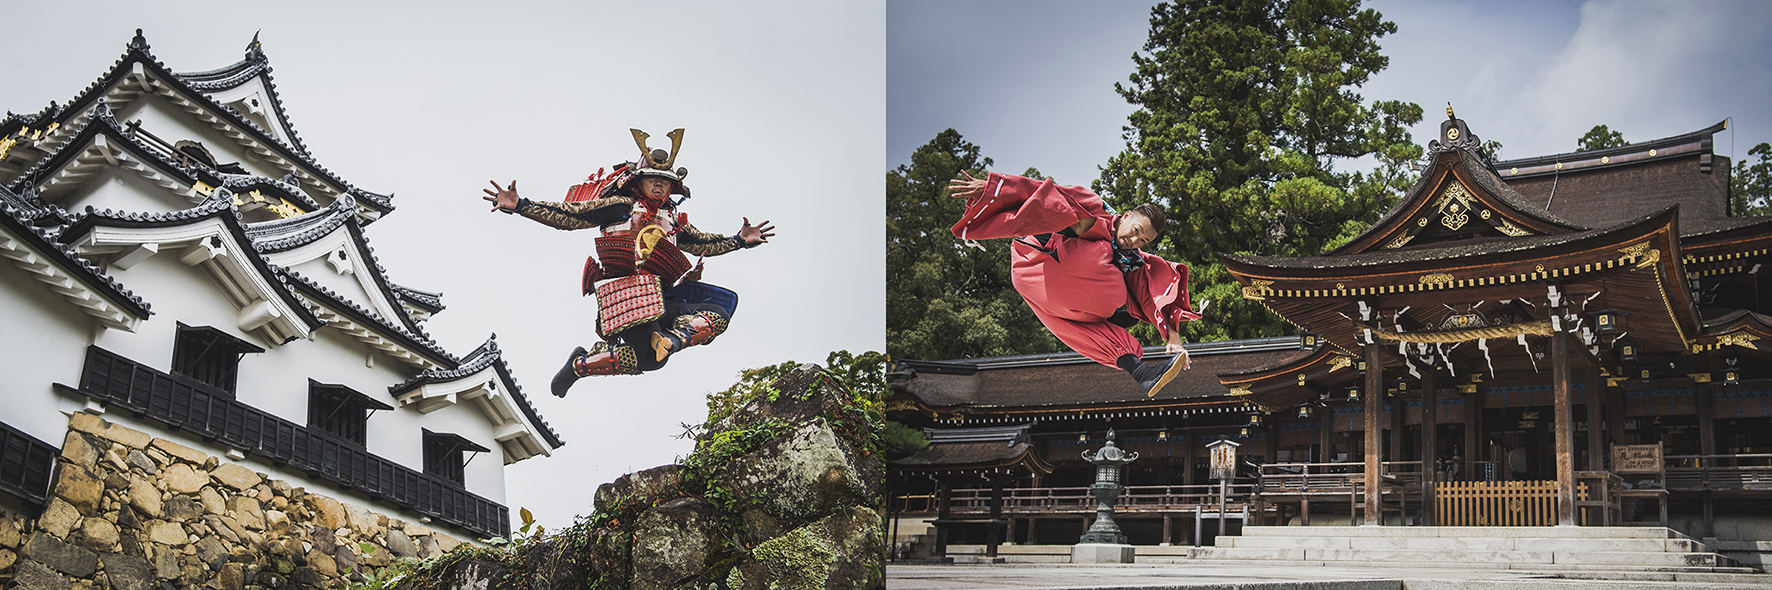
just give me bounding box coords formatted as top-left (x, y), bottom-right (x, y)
top-left (727, 507), bottom-right (882, 590)
top-left (714, 419), bottom-right (882, 528)
top-left (593, 465), bottom-right (687, 514)
top-left (631, 498), bottom-right (721, 590)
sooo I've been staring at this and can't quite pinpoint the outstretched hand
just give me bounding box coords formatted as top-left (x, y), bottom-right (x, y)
top-left (482, 180), bottom-right (520, 212)
top-left (739, 218), bottom-right (777, 247)
top-left (948, 170), bottom-right (987, 200)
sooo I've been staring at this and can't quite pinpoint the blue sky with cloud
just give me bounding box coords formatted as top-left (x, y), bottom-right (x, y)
top-left (889, 0), bottom-right (1772, 189)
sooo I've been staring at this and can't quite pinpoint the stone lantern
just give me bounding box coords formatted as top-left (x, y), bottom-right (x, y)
top-left (1074, 429), bottom-right (1139, 562)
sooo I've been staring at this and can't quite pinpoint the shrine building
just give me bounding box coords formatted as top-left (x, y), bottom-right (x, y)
top-left (887, 113), bottom-right (1772, 569)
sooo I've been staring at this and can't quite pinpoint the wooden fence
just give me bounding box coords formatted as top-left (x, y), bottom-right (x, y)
top-left (1433, 480), bottom-right (1559, 526)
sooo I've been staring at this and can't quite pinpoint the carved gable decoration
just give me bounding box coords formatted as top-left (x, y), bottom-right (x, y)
top-left (1378, 178), bottom-right (1542, 250)
top-left (1330, 116), bottom-right (1587, 256)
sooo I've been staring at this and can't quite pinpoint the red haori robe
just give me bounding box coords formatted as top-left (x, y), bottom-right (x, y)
top-left (951, 172), bottom-right (1201, 366)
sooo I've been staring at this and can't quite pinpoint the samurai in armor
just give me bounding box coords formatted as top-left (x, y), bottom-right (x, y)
top-left (947, 171), bottom-right (1204, 397)
top-left (483, 129), bottom-right (775, 396)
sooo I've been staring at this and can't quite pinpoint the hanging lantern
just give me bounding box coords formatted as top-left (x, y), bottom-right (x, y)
top-left (1725, 357), bottom-right (1741, 386)
top-left (1158, 429), bottom-right (1169, 441)
top-left (1246, 412), bottom-right (1265, 428)
top-left (1396, 375), bottom-right (1411, 393)
top-left (1345, 384), bottom-right (1363, 402)
top-left (1592, 309), bottom-right (1628, 333)
top-left (1619, 341), bottom-right (1640, 362)
top-left (1297, 404), bottom-right (1317, 419)
top-left (1078, 432), bottom-right (1089, 442)
top-left (1238, 426), bottom-right (1254, 438)
top-left (1356, 359), bottom-right (1369, 375)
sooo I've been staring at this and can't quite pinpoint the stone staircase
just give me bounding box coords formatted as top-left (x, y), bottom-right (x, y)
top-left (1170, 526), bottom-right (1757, 573)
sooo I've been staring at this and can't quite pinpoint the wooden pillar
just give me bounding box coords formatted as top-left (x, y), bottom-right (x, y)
top-left (1364, 342), bottom-right (1383, 525)
top-left (1161, 514), bottom-right (1173, 546)
top-left (1553, 332), bottom-right (1576, 526)
top-left (1465, 387), bottom-right (1483, 481)
top-left (1301, 497), bottom-right (1311, 526)
top-left (935, 480), bottom-right (952, 557)
top-left (1605, 381), bottom-right (1626, 451)
top-left (1586, 364), bottom-right (1605, 470)
top-left (1027, 517), bottom-right (1040, 545)
top-left (1421, 367), bottom-right (1438, 526)
top-left (1698, 375), bottom-right (1717, 539)
top-left (1319, 406), bottom-right (1334, 463)
top-left (1697, 379), bottom-right (1717, 465)
top-left (986, 475), bottom-right (1003, 557)
top-left (1183, 430), bottom-right (1197, 486)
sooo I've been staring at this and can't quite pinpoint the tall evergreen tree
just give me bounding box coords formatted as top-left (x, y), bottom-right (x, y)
top-left (1736, 142), bottom-right (1772, 216)
top-left (1577, 124), bottom-right (1629, 152)
top-left (1094, 0), bottom-right (1423, 341)
top-left (886, 130), bottom-right (1062, 361)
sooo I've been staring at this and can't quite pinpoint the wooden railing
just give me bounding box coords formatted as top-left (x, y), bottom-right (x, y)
top-left (1434, 480), bottom-right (1559, 526)
top-left (1256, 461), bottom-right (1425, 492)
top-left (1664, 454), bottom-right (1772, 491)
top-left (894, 483), bottom-right (1257, 515)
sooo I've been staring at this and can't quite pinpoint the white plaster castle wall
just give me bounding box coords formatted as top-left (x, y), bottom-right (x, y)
top-left (51, 166), bottom-right (199, 216)
top-left (0, 256), bottom-right (104, 444)
top-left (81, 233), bottom-right (507, 504)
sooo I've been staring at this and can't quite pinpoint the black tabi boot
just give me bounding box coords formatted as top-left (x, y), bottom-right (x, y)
top-left (1120, 353), bottom-right (1186, 398)
top-left (551, 346), bottom-right (588, 398)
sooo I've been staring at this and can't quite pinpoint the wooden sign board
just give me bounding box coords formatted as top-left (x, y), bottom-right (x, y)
top-left (1207, 437), bottom-right (1240, 480)
top-left (1612, 443), bottom-right (1663, 474)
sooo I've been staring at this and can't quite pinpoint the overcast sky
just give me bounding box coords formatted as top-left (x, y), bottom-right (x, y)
top-left (2, 1), bottom-right (884, 531)
top-left (889, 0), bottom-right (1772, 190)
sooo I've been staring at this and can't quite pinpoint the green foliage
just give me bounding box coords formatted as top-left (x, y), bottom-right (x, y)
top-left (1735, 142), bottom-right (1772, 217)
top-left (1577, 124), bottom-right (1629, 152)
top-left (1094, 0), bottom-right (1422, 341)
top-left (880, 420), bottom-right (930, 459)
top-left (887, 130), bottom-right (1064, 361)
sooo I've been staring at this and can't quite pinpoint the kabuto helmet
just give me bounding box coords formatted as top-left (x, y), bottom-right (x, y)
top-left (619, 128), bottom-right (690, 200)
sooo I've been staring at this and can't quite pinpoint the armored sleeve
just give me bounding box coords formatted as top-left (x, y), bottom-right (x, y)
top-left (676, 221), bottom-right (746, 257)
top-left (950, 172), bottom-right (1112, 242)
top-left (514, 196), bottom-right (635, 231)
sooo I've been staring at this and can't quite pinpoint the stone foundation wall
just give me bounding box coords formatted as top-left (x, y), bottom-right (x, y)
top-left (1, 412), bottom-right (466, 590)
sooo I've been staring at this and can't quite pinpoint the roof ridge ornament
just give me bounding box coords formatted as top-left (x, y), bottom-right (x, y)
top-left (129, 29), bottom-right (150, 53)
top-left (246, 31), bottom-right (266, 62)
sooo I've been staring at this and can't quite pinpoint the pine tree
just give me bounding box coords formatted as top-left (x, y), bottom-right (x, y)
top-left (1094, 0), bottom-right (1423, 341)
top-left (886, 130), bottom-right (1062, 360)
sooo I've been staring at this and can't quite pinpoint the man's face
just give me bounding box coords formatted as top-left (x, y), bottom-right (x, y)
top-left (1115, 213), bottom-right (1158, 250)
top-left (638, 177), bottom-right (672, 200)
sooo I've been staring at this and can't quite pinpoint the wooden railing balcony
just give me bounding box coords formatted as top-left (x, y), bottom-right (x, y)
top-left (1257, 461), bottom-right (1425, 493)
top-left (895, 483), bottom-right (1258, 515)
top-left (1664, 453), bottom-right (1772, 491)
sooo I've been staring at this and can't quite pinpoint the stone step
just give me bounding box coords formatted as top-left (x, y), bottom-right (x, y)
top-left (1162, 556), bottom-right (1760, 575)
top-left (1192, 546), bottom-right (1732, 567)
top-left (1238, 525), bottom-right (1684, 539)
top-left (1219, 535), bottom-right (1709, 553)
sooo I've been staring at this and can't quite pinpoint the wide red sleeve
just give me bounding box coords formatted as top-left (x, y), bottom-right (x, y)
top-left (1125, 253), bottom-right (1202, 342)
top-left (949, 172), bottom-right (1112, 241)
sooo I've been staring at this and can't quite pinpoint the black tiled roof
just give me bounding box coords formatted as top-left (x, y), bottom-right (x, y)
top-left (57, 190), bottom-right (324, 332)
top-left (278, 268), bottom-right (455, 366)
top-left (7, 30), bottom-right (393, 216)
top-left (219, 172), bottom-right (322, 213)
top-left (0, 186), bottom-right (151, 319)
top-left (245, 194), bottom-right (355, 252)
top-left (392, 284), bottom-right (445, 314)
top-left (895, 338), bottom-right (1305, 409)
top-left (1223, 205), bottom-right (1675, 271)
top-left (387, 336), bottom-right (564, 449)
top-left (6, 100), bottom-right (201, 195)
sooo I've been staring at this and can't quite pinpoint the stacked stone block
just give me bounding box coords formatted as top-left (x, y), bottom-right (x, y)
top-left (1, 412), bottom-right (465, 590)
